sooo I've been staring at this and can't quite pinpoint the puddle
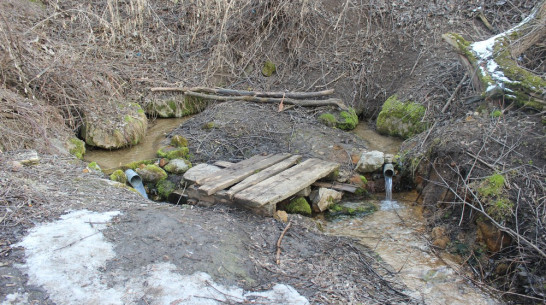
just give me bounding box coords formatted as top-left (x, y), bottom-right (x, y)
top-left (323, 192), bottom-right (499, 304)
top-left (84, 117), bottom-right (189, 172)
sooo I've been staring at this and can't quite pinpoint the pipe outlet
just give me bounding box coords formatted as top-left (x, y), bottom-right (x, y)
top-left (383, 163), bottom-right (395, 178)
top-left (125, 169), bottom-right (148, 199)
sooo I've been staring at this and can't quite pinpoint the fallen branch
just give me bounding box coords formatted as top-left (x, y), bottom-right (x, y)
top-left (184, 90), bottom-right (348, 110)
top-left (441, 73), bottom-right (468, 113)
top-left (276, 220), bottom-right (292, 265)
top-left (150, 86), bottom-right (334, 99)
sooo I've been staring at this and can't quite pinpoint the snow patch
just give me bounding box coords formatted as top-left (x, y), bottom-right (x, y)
top-left (10, 210), bottom-right (309, 305)
top-left (15, 210), bottom-right (123, 305)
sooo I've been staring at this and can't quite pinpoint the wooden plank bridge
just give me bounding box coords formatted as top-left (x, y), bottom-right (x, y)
top-left (182, 153), bottom-right (340, 216)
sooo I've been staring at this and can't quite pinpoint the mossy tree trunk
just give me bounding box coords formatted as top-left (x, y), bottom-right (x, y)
top-left (443, 0), bottom-right (546, 110)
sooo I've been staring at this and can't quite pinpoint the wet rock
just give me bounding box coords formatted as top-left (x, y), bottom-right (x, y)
top-left (170, 135), bottom-right (188, 148)
top-left (81, 103), bottom-right (147, 149)
top-left (355, 151), bottom-right (384, 173)
top-left (310, 188), bottom-right (343, 212)
top-left (136, 164), bottom-right (168, 183)
top-left (476, 219), bottom-right (512, 252)
top-left (164, 159), bottom-right (191, 174)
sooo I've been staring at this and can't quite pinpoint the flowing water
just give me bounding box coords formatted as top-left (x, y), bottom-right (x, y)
top-left (83, 117), bottom-right (189, 173)
top-left (323, 193), bottom-right (499, 304)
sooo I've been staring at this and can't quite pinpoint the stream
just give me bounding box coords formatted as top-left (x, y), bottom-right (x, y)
top-left (83, 118), bottom-right (498, 304)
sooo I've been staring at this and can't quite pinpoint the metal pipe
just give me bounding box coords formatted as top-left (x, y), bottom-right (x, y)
top-left (125, 169), bottom-right (148, 199)
top-left (383, 163), bottom-right (395, 178)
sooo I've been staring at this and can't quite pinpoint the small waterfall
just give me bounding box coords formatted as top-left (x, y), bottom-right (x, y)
top-left (385, 175), bottom-right (392, 202)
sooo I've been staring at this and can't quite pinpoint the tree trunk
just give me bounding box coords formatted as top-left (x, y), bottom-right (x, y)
top-left (442, 0), bottom-right (546, 110)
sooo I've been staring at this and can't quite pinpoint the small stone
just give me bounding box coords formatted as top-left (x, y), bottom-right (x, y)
top-left (159, 158), bottom-right (168, 168)
top-left (11, 161), bottom-right (22, 172)
top-left (14, 150), bottom-right (40, 165)
top-left (355, 151), bottom-right (384, 173)
top-left (295, 186), bottom-right (311, 197)
top-left (274, 210), bottom-right (288, 223)
top-left (310, 188), bottom-right (343, 212)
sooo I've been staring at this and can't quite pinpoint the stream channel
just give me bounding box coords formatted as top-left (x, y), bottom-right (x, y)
top-left (85, 118), bottom-right (499, 305)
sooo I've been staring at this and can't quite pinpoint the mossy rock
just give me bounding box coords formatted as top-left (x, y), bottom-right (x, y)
top-left (318, 108), bottom-right (358, 131)
top-left (81, 102), bottom-right (147, 149)
top-left (67, 137), bottom-right (85, 159)
top-left (157, 146), bottom-right (189, 160)
top-left (286, 197), bottom-right (312, 216)
top-left (336, 108), bottom-right (358, 130)
top-left (110, 169), bottom-right (127, 184)
top-left (87, 161), bottom-right (102, 172)
top-left (376, 94), bottom-right (427, 139)
top-left (170, 135), bottom-right (188, 148)
top-left (121, 159), bottom-right (156, 171)
top-left (164, 159), bottom-right (192, 174)
top-left (146, 95), bottom-right (207, 118)
top-left (157, 180), bottom-right (176, 199)
top-left (476, 173), bottom-right (513, 222)
top-left (136, 164), bottom-right (168, 183)
top-left (261, 60), bottom-right (276, 77)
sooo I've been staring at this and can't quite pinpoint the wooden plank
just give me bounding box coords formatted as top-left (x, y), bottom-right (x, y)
top-left (234, 158), bottom-right (339, 208)
top-left (312, 181), bottom-right (358, 193)
top-left (225, 155), bottom-right (302, 198)
top-left (196, 154), bottom-right (270, 185)
top-left (199, 153), bottom-right (292, 195)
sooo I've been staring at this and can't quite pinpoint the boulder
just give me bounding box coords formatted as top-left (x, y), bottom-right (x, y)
top-left (310, 188), bottom-right (343, 212)
top-left (376, 94), bottom-right (427, 139)
top-left (164, 159), bottom-right (192, 174)
top-left (355, 151), bottom-right (384, 173)
top-left (136, 164), bottom-right (168, 183)
top-left (145, 95), bottom-right (207, 118)
top-left (81, 102), bottom-right (147, 149)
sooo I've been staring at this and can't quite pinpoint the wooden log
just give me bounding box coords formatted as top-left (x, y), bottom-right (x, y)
top-left (182, 91), bottom-right (348, 110)
top-left (198, 153), bottom-right (292, 195)
top-left (150, 86), bottom-right (335, 99)
top-left (234, 158), bottom-right (339, 210)
top-left (226, 155), bottom-right (302, 198)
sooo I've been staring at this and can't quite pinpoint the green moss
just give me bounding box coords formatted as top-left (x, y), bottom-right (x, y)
top-left (336, 108), bottom-right (358, 130)
top-left (157, 146), bottom-right (189, 159)
top-left (88, 161), bottom-right (101, 172)
top-left (121, 159), bottom-right (156, 171)
top-left (202, 122), bottom-right (215, 130)
top-left (261, 60), bottom-right (276, 77)
top-left (68, 137), bottom-right (86, 159)
top-left (157, 180), bottom-right (176, 199)
top-left (491, 110), bottom-right (502, 118)
top-left (486, 197), bottom-right (514, 222)
top-left (170, 135), bottom-right (188, 148)
top-left (110, 169), bottom-right (127, 184)
top-left (376, 94), bottom-right (427, 139)
top-left (360, 175), bottom-right (368, 184)
top-left (318, 113), bottom-right (336, 127)
top-left (478, 174), bottom-right (505, 197)
top-left (286, 197), bottom-right (311, 216)
top-left (137, 164), bottom-right (168, 183)
top-left (327, 202), bottom-right (376, 216)
top-left (124, 115), bottom-right (133, 123)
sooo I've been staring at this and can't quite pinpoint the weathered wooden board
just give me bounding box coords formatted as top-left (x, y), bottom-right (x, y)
top-left (198, 153), bottom-right (292, 195)
top-left (226, 155), bottom-right (302, 198)
top-left (213, 160), bottom-right (235, 168)
top-left (312, 181), bottom-right (358, 193)
top-left (234, 158), bottom-right (339, 208)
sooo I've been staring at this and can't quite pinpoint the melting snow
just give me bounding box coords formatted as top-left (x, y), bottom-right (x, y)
top-left (5, 210), bottom-right (309, 305)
